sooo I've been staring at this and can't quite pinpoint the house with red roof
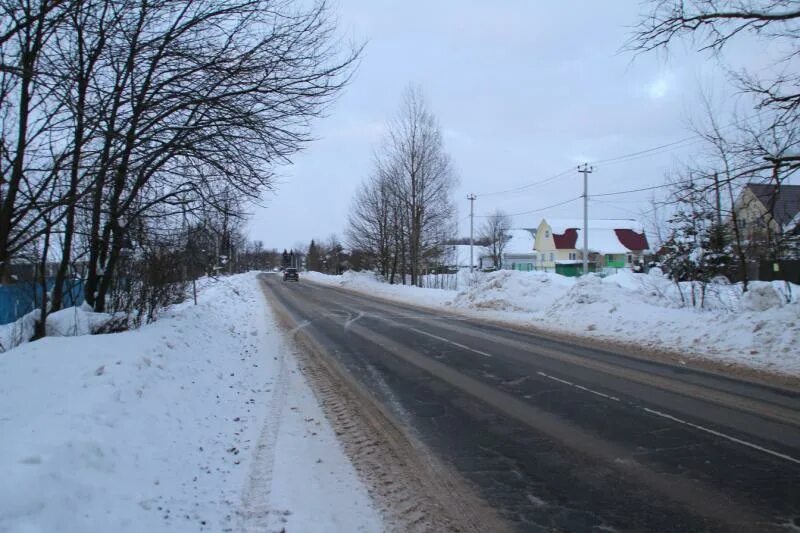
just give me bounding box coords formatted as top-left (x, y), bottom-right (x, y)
top-left (532, 218), bottom-right (649, 273)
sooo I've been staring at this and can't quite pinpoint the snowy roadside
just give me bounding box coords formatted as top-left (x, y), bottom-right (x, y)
top-left (303, 270), bottom-right (800, 378)
top-left (0, 272), bottom-right (381, 533)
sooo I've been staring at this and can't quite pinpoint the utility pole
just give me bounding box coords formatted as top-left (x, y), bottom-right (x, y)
top-left (713, 172), bottom-right (722, 227)
top-left (578, 164), bottom-right (593, 275)
top-left (467, 193), bottom-right (476, 273)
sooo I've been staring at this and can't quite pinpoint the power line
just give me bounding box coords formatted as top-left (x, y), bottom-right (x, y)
top-left (591, 198), bottom-right (655, 216)
top-left (592, 183), bottom-right (670, 197)
top-left (473, 130), bottom-right (726, 200)
top-left (468, 110), bottom-right (775, 207)
top-left (475, 167), bottom-right (575, 197)
top-left (591, 160), bottom-right (765, 198)
top-left (592, 136), bottom-right (700, 166)
top-left (474, 195), bottom-right (581, 218)
top-left (472, 134), bottom-right (708, 199)
top-left (592, 108), bottom-right (772, 169)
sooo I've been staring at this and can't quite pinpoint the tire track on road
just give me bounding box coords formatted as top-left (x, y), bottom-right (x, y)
top-left (261, 275), bottom-right (510, 533)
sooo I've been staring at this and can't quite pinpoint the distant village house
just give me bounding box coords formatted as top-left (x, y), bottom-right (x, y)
top-left (479, 218), bottom-right (649, 276)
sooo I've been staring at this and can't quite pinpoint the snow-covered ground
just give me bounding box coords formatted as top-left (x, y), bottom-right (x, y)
top-left (303, 270), bottom-right (800, 376)
top-left (0, 272), bottom-right (381, 533)
top-left (0, 302), bottom-right (123, 353)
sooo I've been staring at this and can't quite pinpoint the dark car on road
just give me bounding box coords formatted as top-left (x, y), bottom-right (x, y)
top-left (283, 267), bottom-right (299, 282)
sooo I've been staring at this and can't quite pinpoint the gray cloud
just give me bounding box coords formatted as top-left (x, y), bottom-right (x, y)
top-left (248, 0), bottom-right (772, 249)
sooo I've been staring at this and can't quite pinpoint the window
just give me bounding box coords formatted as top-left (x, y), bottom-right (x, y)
top-left (549, 253), bottom-right (554, 262)
top-left (569, 252), bottom-right (576, 260)
top-left (545, 230), bottom-right (550, 238)
top-left (627, 254), bottom-right (633, 264)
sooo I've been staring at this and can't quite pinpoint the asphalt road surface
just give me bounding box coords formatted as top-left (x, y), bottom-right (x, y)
top-left (260, 274), bottom-right (800, 533)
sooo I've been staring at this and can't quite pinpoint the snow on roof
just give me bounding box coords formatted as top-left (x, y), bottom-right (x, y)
top-left (543, 218), bottom-right (643, 234)
top-left (503, 229), bottom-right (536, 254)
top-left (550, 227), bottom-right (648, 253)
top-left (588, 228), bottom-right (633, 254)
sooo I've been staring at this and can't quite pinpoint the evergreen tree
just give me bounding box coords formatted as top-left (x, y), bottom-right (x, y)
top-left (661, 184), bottom-right (733, 308)
top-left (281, 249), bottom-right (290, 268)
top-left (307, 240), bottom-right (321, 271)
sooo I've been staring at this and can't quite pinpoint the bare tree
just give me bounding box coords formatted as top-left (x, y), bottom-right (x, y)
top-left (347, 86), bottom-right (457, 286)
top-left (630, 0), bottom-right (800, 118)
top-left (642, 191), bottom-right (670, 254)
top-left (346, 170), bottom-right (394, 278)
top-left (0, 0), bottom-right (72, 282)
top-left (0, 0), bottom-right (361, 340)
top-left (79, 0), bottom-right (360, 311)
top-left (384, 85), bottom-right (457, 286)
top-left (479, 210), bottom-right (511, 270)
top-left (631, 1), bottom-right (800, 286)
top-left (630, 2), bottom-right (800, 166)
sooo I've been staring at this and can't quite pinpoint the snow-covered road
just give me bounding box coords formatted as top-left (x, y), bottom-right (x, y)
top-left (303, 270), bottom-right (800, 378)
top-left (263, 273), bottom-right (800, 532)
top-left (0, 272), bottom-right (381, 533)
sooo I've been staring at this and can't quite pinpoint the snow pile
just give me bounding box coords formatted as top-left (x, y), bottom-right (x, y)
top-left (560, 275), bottom-right (607, 305)
top-left (0, 309), bottom-right (39, 353)
top-left (303, 270), bottom-right (454, 307)
top-left (452, 269), bottom-right (573, 313)
top-left (739, 281), bottom-right (785, 312)
top-left (307, 269), bottom-right (800, 375)
top-left (0, 303), bottom-right (118, 353)
top-left (45, 303), bottom-right (117, 337)
top-left (0, 272), bottom-right (380, 533)
top-left (459, 271), bottom-right (800, 373)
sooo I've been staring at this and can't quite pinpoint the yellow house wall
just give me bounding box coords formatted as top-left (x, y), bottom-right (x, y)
top-left (534, 220), bottom-right (557, 252)
top-left (533, 219), bottom-right (646, 269)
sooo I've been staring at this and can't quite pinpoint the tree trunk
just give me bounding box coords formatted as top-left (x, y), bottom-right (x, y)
top-left (52, 79), bottom-right (88, 311)
top-left (33, 224), bottom-right (52, 339)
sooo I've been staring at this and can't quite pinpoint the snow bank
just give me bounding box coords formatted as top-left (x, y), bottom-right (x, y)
top-left (452, 269), bottom-right (573, 313)
top-left (306, 270), bottom-right (800, 376)
top-left (0, 303), bottom-right (118, 353)
top-left (0, 272), bottom-right (380, 533)
top-left (45, 303), bottom-right (117, 337)
top-left (304, 270), bottom-right (453, 307)
top-left (739, 281), bottom-right (785, 312)
top-left (0, 309), bottom-right (38, 353)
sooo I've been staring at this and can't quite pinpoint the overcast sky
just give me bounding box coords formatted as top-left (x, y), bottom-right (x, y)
top-left (247, 0), bottom-right (777, 250)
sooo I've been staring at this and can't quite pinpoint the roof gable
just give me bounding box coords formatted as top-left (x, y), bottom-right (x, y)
top-left (553, 228), bottom-right (578, 249)
top-left (744, 183), bottom-right (800, 228)
top-left (550, 227), bottom-right (649, 252)
top-left (542, 218), bottom-right (643, 234)
top-left (615, 229), bottom-right (649, 251)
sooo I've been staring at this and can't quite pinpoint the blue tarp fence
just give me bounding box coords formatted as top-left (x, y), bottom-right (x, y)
top-left (0, 279), bottom-right (85, 325)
